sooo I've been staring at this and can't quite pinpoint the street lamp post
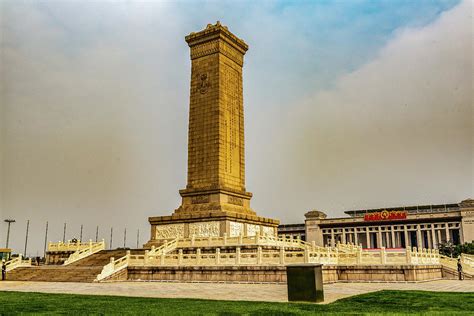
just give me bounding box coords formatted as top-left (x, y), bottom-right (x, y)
top-left (4, 219), bottom-right (16, 248)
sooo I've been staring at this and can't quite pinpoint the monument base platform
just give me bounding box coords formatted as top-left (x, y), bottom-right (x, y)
top-left (105, 265), bottom-right (443, 284)
top-left (145, 211), bottom-right (279, 247)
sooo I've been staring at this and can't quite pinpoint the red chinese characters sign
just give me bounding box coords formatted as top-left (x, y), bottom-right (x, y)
top-left (364, 210), bottom-right (407, 221)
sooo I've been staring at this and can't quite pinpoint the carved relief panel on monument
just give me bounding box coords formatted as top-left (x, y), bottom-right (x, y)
top-left (229, 221), bottom-right (244, 237)
top-left (246, 224), bottom-right (260, 236)
top-left (262, 226), bottom-right (275, 236)
top-left (189, 221), bottom-right (220, 237)
top-left (155, 224), bottom-right (185, 239)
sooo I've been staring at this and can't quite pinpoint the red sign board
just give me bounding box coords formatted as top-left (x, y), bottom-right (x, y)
top-left (364, 210), bottom-right (407, 221)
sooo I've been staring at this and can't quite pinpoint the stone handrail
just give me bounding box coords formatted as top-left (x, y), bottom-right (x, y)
top-left (461, 254), bottom-right (474, 268)
top-left (440, 254), bottom-right (474, 275)
top-left (128, 244), bottom-right (441, 268)
top-left (96, 251), bottom-right (130, 281)
top-left (5, 255), bottom-right (32, 272)
top-left (94, 242), bottom-right (446, 281)
top-left (48, 240), bottom-right (98, 252)
top-left (148, 238), bottom-right (179, 256)
top-left (63, 239), bottom-right (106, 265)
top-left (173, 234), bottom-right (326, 251)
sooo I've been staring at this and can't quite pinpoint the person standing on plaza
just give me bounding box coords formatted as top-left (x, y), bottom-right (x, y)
top-left (457, 258), bottom-right (463, 280)
top-left (1, 261), bottom-right (6, 281)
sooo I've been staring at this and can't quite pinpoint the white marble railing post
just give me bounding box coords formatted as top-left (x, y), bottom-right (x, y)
top-left (216, 248), bottom-right (220, 265)
top-left (236, 247), bottom-right (241, 265)
top-left (380, 247), bottom-right (386, 264)
top-left (144, 250), bottom-right (149, 265)
top-left (405, 248), bottom-right (411, 264)
top-left (257, 246), bottom-right (262, 264)
top-left (126, 250), bottom-right (131, 265)
top-left (160, 252), bottom-right (165, 265)
top-left (280, 247), bottom-right (285, 264)
top-left (304, 248), bottom-right (309, 263)
top-left (178, 249), bottom-right (183, 265)
top-left (311, 241), bottom-right (316, 251)
top-left (196, 248), bottom-right (201, 265)
top-left (109, 257), bottom-right (115, 270)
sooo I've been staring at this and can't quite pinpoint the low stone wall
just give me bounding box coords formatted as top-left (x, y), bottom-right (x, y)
top-left (122, 264), bottom-right (441, 284)
top-left (45, 251), bottom-right (75, 265)
top-left (336, 265), bottom-right (443, 282)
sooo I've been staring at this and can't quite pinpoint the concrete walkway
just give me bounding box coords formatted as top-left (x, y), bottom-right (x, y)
top-left (0, 280), bottom-right (472, 304)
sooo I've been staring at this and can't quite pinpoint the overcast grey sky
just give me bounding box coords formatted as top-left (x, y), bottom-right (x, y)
top-left (0, 0), bottom-right (472, 256)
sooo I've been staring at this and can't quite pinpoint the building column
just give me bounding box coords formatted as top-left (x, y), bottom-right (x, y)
top-left (366, 227), bottom-right (370, 248)
top-left (391, 226), bottom-right (396, 248)
top-left (377, 227), bottom-right (382, 248)
top-left (404, 225), bottom-right (409, 248)
top-left (354, 228), bottom-right (359, 246)
top-left (330, 229), bottom-right (335, 247)
top-left (445, 223), bottom-right (450, 243)
top-left (416, 224), bottom-right (422, 249)
top-left (427, 230), bottom-right (432, 249)
top-left (342, 229), bottom-right (346, 244)
top-left (431, 224), bottom-right (437, 249)
top-left (437, 229), bottom-right (442, 245)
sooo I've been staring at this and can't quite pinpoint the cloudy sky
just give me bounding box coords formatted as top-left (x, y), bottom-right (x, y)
top-left (0, 0), bottom-right (472, 256)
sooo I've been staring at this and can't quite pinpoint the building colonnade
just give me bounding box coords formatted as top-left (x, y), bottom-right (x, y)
top-left (322, 221), bottom-right (462, 249)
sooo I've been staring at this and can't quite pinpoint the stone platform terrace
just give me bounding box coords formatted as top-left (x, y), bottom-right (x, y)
top-left (0, 280), bottom-right (471, 304)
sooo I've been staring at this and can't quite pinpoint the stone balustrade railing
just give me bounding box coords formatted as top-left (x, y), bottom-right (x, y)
top-left (5, 254), bottom-right (32, 272)
top-left (47, 240), bottom-right (100, 252)
top-left (125, 245), bottom-right (440, 268)
top-left (96, 251), bottom-right (130, 281)
top-left (94, 239), bottom-right (446, 281)
top-left (170, 233), bottom-right (327, 252)
top-left (440, 253), bottom-right (474, 275)
top-left (63, 239), bottom-right (106, 265)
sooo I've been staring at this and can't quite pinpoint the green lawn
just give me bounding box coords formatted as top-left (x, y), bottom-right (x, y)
top-left (0, 290), bottom-right (473, 315)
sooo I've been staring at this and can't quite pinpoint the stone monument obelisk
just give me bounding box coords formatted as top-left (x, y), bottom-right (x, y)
top-left (147, 22), bottom-right (279, 246)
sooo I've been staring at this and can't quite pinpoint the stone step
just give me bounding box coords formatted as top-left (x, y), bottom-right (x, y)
top-left (7, 266), bottom-right (103, 282)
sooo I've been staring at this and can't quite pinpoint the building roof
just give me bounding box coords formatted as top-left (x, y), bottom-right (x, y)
top-left (344, 203), bottom-right (460, 217)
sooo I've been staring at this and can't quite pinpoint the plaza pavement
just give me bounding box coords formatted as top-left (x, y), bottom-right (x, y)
top-left (0, 280), bottom-right (472, 304)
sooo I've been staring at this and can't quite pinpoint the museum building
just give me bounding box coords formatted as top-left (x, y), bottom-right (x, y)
top-left (278, 199), bottom-right (474, 249)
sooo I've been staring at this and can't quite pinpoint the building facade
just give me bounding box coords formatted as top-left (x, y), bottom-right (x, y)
top-left (279, 199), bottom-right (474, 249)
top-left (278, 223), bottom-right (306, 241)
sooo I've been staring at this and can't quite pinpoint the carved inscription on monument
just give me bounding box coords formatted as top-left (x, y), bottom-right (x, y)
top-left (228, 196), bottom-right (243, 206)
top-left (191, 195), bottom-right (210, 204)
top-left (189, 221), bottom-right (220, 237)
top-left (222, 64), bottom-right (241, 181)
top-left (155, 224), bottom-right (185, 239)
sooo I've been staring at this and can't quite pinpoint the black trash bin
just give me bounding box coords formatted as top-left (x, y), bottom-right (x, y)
top-left (286, 263), bottom-right (324, 303)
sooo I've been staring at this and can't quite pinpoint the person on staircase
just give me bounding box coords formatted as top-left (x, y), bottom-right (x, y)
top-left (457, 258), bottom-right (463, 280)
top-left (2, 261), bottom-right (6, 281)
